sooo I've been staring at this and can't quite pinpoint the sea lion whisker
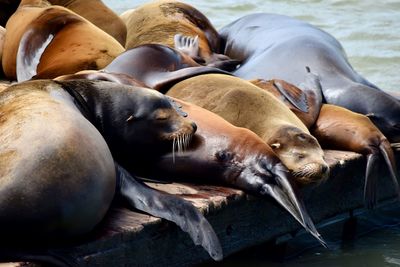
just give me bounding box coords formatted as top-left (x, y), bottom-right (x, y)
top-left (172, 136), bottom-right (176, 164)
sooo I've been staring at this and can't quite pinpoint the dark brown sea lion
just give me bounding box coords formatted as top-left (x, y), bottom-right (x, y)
top-left (2, 2), bottom-right (124, 82)
top-left (311, 104), bottom-right (400, 208)
top-left (220, 13), bottom-right (400, 143)
top-left (102, 44), bottom-right (229, 92)
top-left (120, 0), bottom-right (239, 71)
top-left (142, 98), bottom-right (326, 247)
top-left (47, 0), bottom-right (127, 45)
top-left (167, 74), bottom-right (329, 185)
top-left (0, 79), bottom-right (222, 263)
top-left (250, 70), bottom-right (400, 208)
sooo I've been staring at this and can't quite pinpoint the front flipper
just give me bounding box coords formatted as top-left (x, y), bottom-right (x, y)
top-left (273, 80), bottom-right (308, 113)
top-left (16, 8), bottom-right (82, 82)
top-left (115, 164), bottom-right (223, 261)
top-left (254, 162), bottom-right (327, 248)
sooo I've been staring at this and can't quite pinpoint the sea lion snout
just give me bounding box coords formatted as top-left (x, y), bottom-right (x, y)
top-left (293, 161), bottom-right (330, 184)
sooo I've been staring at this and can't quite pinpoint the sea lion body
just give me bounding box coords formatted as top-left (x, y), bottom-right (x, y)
top-left (48, 0), bottom-right (127, 45)
top-left (121, 1), bottom-right (237, 70)
top-left (102, 44), bottom-right (228, 91)
top-left (167, 74), bottom-right (329, 184)
top-left (0, 80), bottom-right (116, 241)
top-left (220, 13), bottom-right (400, 142)
top-left (146, 98), bottom-right (325, 246)
top-left (0, 79), bottom-right (224, 262)
top-left (2, 4), bottom-right (124, 81)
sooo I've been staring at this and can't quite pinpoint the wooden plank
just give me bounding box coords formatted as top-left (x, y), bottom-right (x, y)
top-left (8, 149), bottom-right (398, 266)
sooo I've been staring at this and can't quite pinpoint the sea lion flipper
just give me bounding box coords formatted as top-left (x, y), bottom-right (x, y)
top-left (273, 80), bottom-right (309, 113)
top-left (116, 164), bottom-right (223, 261)
top-left (379, 140), bottom-right (400, 200)
top-left (364, 153), bottom-right (379, 209)
top-left (174, 33), bottom-right (200, 59)
top-left (259, 164), bottom-right (327, 248)
top-left (16, 8), bottom-right (81, 82)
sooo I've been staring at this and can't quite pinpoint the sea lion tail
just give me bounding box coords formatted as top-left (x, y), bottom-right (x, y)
top-left (260, 163), bottom-right (328, 248)
top-left (115, 164), bottom-right (223, 261)
top-left (379, 140), bottom-right (400, 200)
top-left (16, 8), bottom-right (82, 82)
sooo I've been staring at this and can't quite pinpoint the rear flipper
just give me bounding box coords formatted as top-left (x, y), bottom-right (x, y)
top-left (174, 34), bottom-right (241, 72)
top-left (115, 163), bottom-right (223, 261)
top-left (174, 33), bottom-right (200, 59)
top-left (365, 140), bottom-right (400, 209)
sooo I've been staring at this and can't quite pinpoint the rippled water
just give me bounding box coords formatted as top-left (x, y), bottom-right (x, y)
top-left (104, 0), bottom-right (400, 91)
top-left (103, 0), bottom-right (400, 265)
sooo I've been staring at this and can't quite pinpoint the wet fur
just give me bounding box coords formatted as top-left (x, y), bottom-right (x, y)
top-left (312, 104), bottom-right (400, 208)
top-left (167, 74), bottom-right (329, 184)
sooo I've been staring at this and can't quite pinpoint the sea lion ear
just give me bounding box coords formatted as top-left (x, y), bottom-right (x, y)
top-left (126, 115), bottom-right (135, 122)
top-left (270, 143), bottom-right (281, 149)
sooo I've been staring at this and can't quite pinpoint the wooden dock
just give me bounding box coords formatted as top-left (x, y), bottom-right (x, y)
top-left (5, 149), bottom-right (398, 266)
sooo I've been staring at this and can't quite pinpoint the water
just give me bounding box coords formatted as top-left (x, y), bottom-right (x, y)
top-left (103, 0), bottom-right (400, 265)
top-left (104, 0), bottom-right (400, 92)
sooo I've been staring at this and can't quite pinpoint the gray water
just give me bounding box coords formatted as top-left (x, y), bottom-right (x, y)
top-left (103, 0), bottom-right (400, 265)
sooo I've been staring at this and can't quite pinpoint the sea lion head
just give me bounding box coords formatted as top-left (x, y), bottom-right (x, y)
top-left (57, 80), bottom-right (197, 159)
top-left (269, 126), bottom-right (330, 185)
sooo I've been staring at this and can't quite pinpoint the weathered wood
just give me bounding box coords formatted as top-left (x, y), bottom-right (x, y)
top-left (7, 149), bottom-right (399, 267)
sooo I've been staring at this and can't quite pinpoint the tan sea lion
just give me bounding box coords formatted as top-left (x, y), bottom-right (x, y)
top-left (250, 69), bottom-right (400, 208)
top-left (2, 2), bottom-right (124, 81)
top-left (0, 79), bottom-right (222, 263)
top-left (47, 0), bottom-right (127, 45)
top-left (167, 74), bottom-right (330, 185)
top-left (311, 104), bottom-right (400, 208)
top-left (121, 1), bottom-right (239, 71)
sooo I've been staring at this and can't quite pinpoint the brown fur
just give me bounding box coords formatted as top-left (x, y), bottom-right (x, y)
top-left (2, 3), bottom-right (124, 80)
top-left (47, 0), bottom-right (127, 45)
top-left (121, 1), bottom-right (221, 64)
top-left (167, 74), bottom-right (329, 184)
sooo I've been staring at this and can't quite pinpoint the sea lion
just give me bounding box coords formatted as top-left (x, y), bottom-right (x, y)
top-left (142, 98), bottom-right (326, 247)
top-left (121, 1), bottom-right (239, 71)
top-left (0, 79), bottom-right (222, 263)
top-left (167, 74), bottom-right (329, 185)
top-left (251, 70), bottom-right (399, 208)
top-left (220, 13), bottom-right (400, 142)
top-left (2, 2), bottom-right (124, 82)
top-left (102, 44), bottom-right (229, 91)
top-left (46, 0), bottom-right (127, 45)
top-left (311, 104), bottom-right (400, 208)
